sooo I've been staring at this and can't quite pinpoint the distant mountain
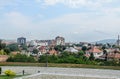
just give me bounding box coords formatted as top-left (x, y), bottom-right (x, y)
top-left (94, 39), bottom-right (116, 44)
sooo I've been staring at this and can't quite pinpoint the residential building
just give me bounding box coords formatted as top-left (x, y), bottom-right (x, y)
top-left (0, 55), bottom-right (8, 62)
top-left (100, 49), bottom-right (120, 61)
top-left (29, 40), bottom-right (56, 47)
top-left (86, 46), bottom-right (103, 58)
top-left (55, 36), bottom-right (65, 45)
top-left (49, 49), bottom-right (58, 55)
top-left (17, 37), bottom-right (26, 45)
top-left (65, 47), bottom-right (78, 53)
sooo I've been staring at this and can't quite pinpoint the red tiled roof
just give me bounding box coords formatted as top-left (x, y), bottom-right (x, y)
top-left (108, 53), bottom-right (120, 59)
top-left (88, 47), bottom-right (102, 53)
top-left (49, 50), bottom-right (58, 55)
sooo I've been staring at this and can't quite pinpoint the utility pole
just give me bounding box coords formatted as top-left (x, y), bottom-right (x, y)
top-left (45, 52), bottom-right (49, 67)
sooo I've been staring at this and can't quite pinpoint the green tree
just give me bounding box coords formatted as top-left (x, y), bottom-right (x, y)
top-left (54, 45), bottom-right (66, 52)
top-left (103, 50), bottom-right (108, 61)
top-left (33, 49), bottom-right (39, 54)
top-left (7, 44), bottom-right (19, 51)
top-left (4, 48), bottom-right (11, 55)
top-left (77, 50), bottom-right (84, 57)
top-left (0, 40), bottom-right (6, 50)
top-left (0, 50), bottom-right (6, 55)
top-left (7, 54), bottom-right (35, 62)
top-left (82, 46), bottom-right (87, 52)
top-left (39, 55), bottom-right (46, 63)
top-left (102, 45), bottom-right (106, 50)
top-left (21, 45), bottom-right (27, 50)
top-left (89, 53), bottom-right (95, 61)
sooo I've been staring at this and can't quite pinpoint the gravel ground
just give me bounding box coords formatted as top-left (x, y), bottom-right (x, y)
top-left (1, 66), bottom-right (120, 79)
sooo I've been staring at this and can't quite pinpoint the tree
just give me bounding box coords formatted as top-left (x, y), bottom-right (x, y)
top-left (89, 53), bottom-right (95, 61)
top-left (0, 40), bottom-right (6, 50)
top-left (20, 45), bottom-right (27, 50)
top-left (54, 45), bottom-right (66, 52)
top-left (82, 46), bottom-right (87, 52)
top-left (7, 44), bottom-right (19, 51)
top-left (0, 50), bottom-right (6, 55)
top-left (7, 54), bottom-right (35, 62)
top-left (103, 50), bottom-right (108, 61)
top-left (39, 55), bottom-right (46, 63)
top-left (4, 48), bottom-right (11, 55)
top-left (102, 45), bottom-right (106, 50)
top-left (33, 49), bottom-right (39, 54)
top-left (77, 50), bottom-right (84, 57)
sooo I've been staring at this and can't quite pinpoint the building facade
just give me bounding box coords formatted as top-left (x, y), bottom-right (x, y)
top-left (55, 36), bottom-right (65, 45)
top-left (17, 37), bottom-right (26, 45)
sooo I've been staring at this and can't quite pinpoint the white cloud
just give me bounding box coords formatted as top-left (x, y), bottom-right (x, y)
top-left (40, 0), bottom-right (115, 8)
top-left (4, 11), bottom-right (32, 29)
top-left (34, 12), bottom-right (120, 41)
top-left (102, 7), bottom-right (120, 15)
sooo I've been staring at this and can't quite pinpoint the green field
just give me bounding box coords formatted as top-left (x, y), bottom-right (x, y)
top-left (0, 75), bottom-right (21, 79)
top-left (0, 62), bottom-right (120, 70)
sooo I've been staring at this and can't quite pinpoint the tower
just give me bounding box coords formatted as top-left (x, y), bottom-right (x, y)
top-left (117, 35), bottom-right (120, 47)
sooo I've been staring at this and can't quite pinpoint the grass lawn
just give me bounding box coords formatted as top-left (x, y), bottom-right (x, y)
top-left (0, 62), bottom-right (120, 70)
top-left (0, 75), bottom-right (21, 79)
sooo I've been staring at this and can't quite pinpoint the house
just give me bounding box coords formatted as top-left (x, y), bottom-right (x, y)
top-left (29, 40), bottom-right (56, 47)
top-left (11, 51), bottom-right (20, 55)
top-left (86, 46), bottom-right (103, 58)
top-left (107, 52), bottom-right (120, 61)
top-left (0, 55), bottom-right (9, 62)
top-left (64, 47), bottom-right (78, 53)
top-left (49, 49), bottom-right (58, 55)
top-left (38, 46), bottom-right (48, 54)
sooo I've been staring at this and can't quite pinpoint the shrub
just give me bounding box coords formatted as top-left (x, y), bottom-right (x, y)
top-left (4, 70), bottom-right (16, 76)
top-left (0, 67), bottom-right (1, 74)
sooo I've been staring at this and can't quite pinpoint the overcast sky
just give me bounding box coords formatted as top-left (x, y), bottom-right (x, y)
top-left (0, 0), bottom-right (120, 42)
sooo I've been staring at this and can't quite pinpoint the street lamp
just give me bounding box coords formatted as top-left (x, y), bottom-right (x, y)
top-left (45, 52), bottom-right (49, 67)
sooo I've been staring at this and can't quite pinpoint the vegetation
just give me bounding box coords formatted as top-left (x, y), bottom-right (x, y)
top-left (0, 40), bottom-right (19, 55)
top-left (7, 54), bottom-right (36, 63)
top-left (39, 51), bottom-right (96, 65)
top-left (81, 46), bottom-right (87, 52)
top-left (0, 50), bottom-right (7, 55)
top-left (33, 49), bottom-right (39, 54)
top-left (54, 45), bottom-right (66, 52)
top-left (7, 43), bottom-right (19, 52)
top-left (89, 53), bottom-right (95, 61)
top-left (0, 62), bottom-right (120, 70)
top-left (0, 75), bottom-right (20, 79)
top-left (4, 70), bottom-right (16, 76)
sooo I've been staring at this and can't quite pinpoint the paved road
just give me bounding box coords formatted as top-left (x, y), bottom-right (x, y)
top-left (1, 66), bottom-right (120, 79)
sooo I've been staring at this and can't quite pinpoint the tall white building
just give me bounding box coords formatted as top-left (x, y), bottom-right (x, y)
top-left (55, 36), bottom-right (65, 45)
top-left (29, 40), bottom-right (55, 46)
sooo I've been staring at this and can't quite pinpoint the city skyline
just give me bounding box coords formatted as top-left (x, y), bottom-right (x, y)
top-left (0, 0), bottom-right (120, 42)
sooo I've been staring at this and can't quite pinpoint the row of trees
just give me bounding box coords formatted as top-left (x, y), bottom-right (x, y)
top-left (7, 54), bottom-right (36, 62)
top-left (0, 40), bottom-right (21, 55)
top-left (39, 51), bottom-right (96, 65)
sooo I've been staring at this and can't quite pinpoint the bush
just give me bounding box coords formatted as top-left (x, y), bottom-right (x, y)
top-left (4, 70), bottom-right (16, 76)
top-left (0, 67), bottom-right (1, 74)
top-left (7, 54), bottom-right (36, 62)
